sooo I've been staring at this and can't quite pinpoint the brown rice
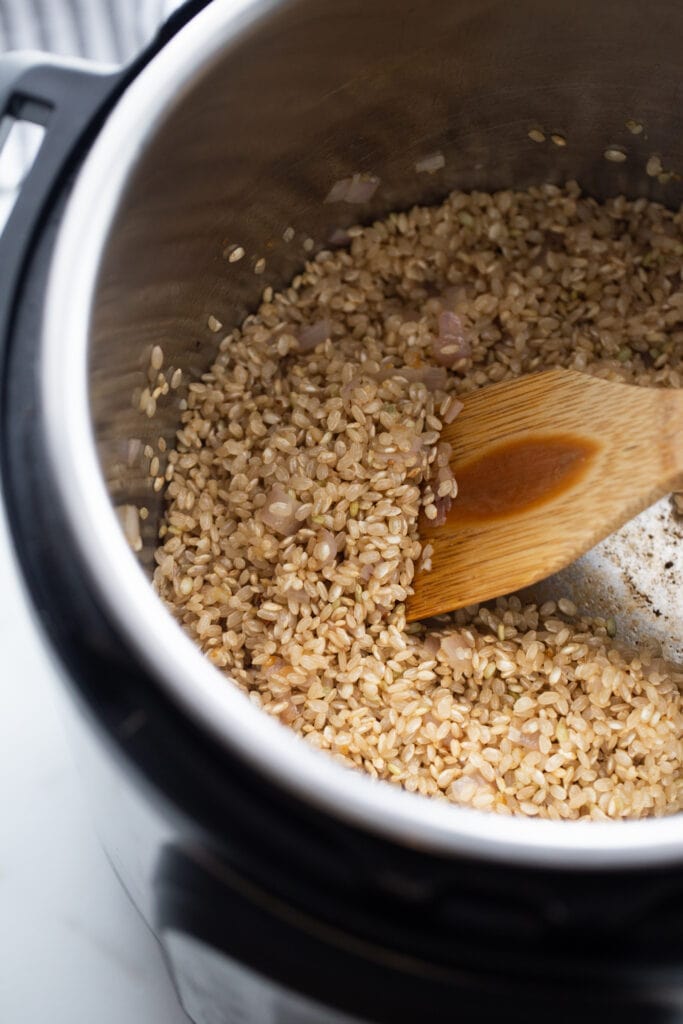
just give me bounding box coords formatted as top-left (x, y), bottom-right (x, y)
top-left (154, 181), bottom-right (683, 821)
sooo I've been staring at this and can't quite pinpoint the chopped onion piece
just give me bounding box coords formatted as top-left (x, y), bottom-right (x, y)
top-left (328, 227), bottom-right (352, 246)
top-left (127, 438), bottom-right (142, 467)
top-left (116, 504), bottom-right (142, 552)
top-left (284, 587), bottom-right (312, 607)
top-left (374, 364), bottom-right (449, 390)
top-left (448, 773), bottom-right (489, 803)
top-left (437, 463), bottom-right (456, 489)
top-left (440, 634), bottom-right (471, 675)
top-left (427, 449), bottom-right (457, 525)
top-left (325, 173), bottom-right (380, 204)
top-left (433, 311), bottom-right (471, 368)
top-left (421, 634), bottom-right (441, 659)
top-left (297, 319), bottom-right (332, 352)
top-left (508, 726), bottom-right (540, 751)
top-left (259, 484), bottom-right (301, 536)
top-left (263, 657), bottom-right (285, 679)
top-left (415, 151), bottom-right (446, 174)
top-left (432, 496), bottom-right (452, 527)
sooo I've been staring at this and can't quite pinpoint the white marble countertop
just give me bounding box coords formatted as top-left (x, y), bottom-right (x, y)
top-left (0, 7), bottom-right (193, 1018)
top-left (0, 508), bottom-right (189, 1023)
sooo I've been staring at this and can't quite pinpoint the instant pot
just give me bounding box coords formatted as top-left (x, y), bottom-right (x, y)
top-left (2, 1), bottom-right (683, 1020)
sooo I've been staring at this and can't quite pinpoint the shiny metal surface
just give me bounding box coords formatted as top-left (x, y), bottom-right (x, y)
top-left (43, 0), bottom-right (683, 865)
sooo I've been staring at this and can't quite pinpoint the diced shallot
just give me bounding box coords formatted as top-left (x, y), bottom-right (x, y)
top-left (433, 311), bottom-right (471, 368)
top-left (508, 726), bottom-right (540, 751)
top-left (432, 496), bottom-right (452, 527)
top-left (428, 450), bottom-right (457, 525)
top-left (448, 773), bottom-right (489, 803)
top-left (325, 173), bottom-right (380, 204)
top-left (116, 504), bottom-right (142, 552)
top-left (440, 634), bottom-right (471, 676)
top-left (373, 364), bottom-right (449, 391)
top-left (258, 484), bottom-right (301, 536)
top-left (263, 657), bottom-right (285, 679)
top-left (328, 227), bottom-right (352, 247)
top-left (297, 319), bottom-right (332, 352)
top-left (436, 462), bottom-right (457, 492)
top-left (415, 151), bottom-right (446, 174)
top-left (421, 634), bottom-right (441, 659)
top-left (284, 587), bottom-right (312, 607)
top-left (435, 440), bottom-right (452, 467)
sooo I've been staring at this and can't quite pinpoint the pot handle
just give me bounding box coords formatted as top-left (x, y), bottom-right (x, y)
top-left (0, 0), bottom-right (214, 244)
top-left (0, 0), bottom-right (212, 358)
top-left (0, 52), bottom-right (119, 215)
top-left (0, 53), bottom-right (122, 362)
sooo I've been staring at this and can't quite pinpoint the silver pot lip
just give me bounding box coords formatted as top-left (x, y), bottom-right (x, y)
top-left (40, 0), bottom-right (683, 870)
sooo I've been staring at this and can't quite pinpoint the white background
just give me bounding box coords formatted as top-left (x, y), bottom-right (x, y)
top-left (1, 4), bottom-right (189, 1017)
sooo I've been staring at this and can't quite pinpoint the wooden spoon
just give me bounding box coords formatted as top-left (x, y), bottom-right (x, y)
top-left (406, 368), bottom-right (683, 622)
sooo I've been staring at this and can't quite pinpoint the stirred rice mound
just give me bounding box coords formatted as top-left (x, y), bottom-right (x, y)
top-left (154, 181), bottom-right (683, 821)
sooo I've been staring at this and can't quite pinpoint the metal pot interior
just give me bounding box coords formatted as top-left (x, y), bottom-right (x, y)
top-left (91, 0), bottom-right (682, 660)
top-left (45, 0), bottom-right (683, 860)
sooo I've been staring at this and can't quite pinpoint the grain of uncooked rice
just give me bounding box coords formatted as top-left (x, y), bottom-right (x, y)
top-left (154, 182), bottom-right (683, 821)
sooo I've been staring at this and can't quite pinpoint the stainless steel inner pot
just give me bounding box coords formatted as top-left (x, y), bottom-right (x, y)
top-left (41, 0), bottom-right (683, 867)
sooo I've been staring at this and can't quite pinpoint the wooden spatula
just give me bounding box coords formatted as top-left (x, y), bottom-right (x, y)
top-left (406, 368), bottom-right (683, 621)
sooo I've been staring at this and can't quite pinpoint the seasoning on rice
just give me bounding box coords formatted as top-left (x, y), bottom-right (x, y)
top-left (154, 182), bottom-right (683, 821)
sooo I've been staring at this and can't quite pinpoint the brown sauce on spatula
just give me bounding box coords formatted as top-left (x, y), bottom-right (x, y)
top-left (441, 435), bottom-right (598, 527)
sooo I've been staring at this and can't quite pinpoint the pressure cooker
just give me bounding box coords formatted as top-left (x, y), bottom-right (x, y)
top-left (2, 1), bottom-right (683, 1020)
